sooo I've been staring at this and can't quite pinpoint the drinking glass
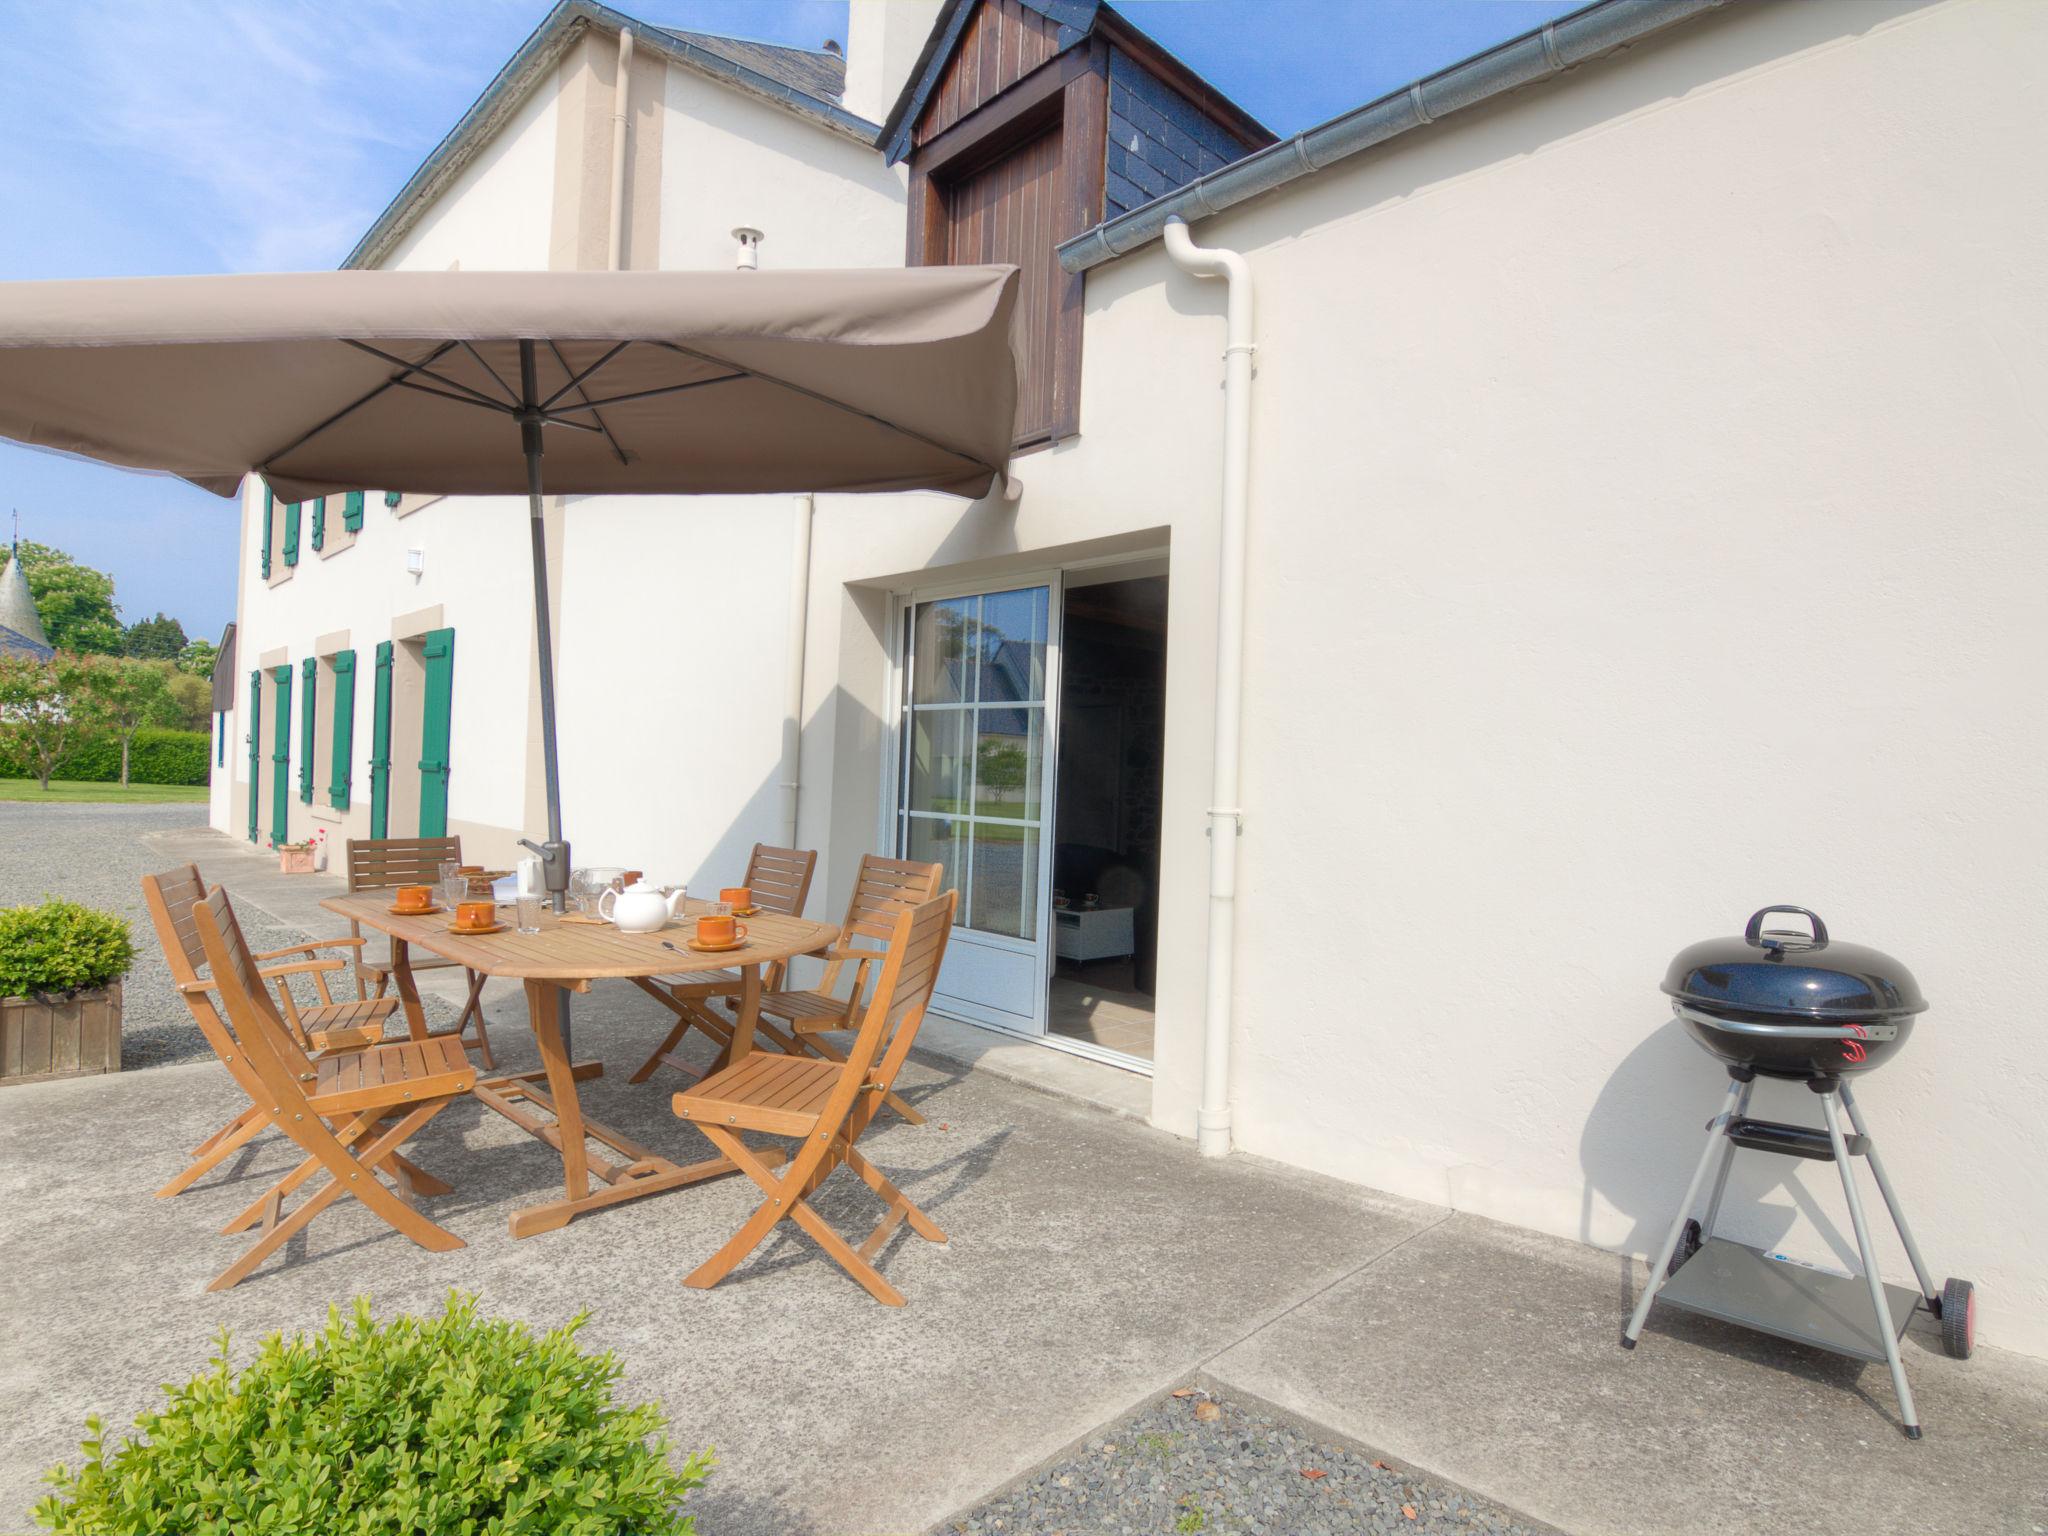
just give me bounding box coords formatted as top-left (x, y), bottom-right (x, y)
top-left (439, 860), bottom-right (464, 908)
top-left (516, 894), bottom-right (544, 934)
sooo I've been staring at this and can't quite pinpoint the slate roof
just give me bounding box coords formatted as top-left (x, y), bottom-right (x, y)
top-left (0, 623), bottom-right (53, 663)
top-left (663, 28), bottom-right (845, 105)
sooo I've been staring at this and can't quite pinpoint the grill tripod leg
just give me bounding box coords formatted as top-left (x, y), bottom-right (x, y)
top-left (1698, 1078), bottom-right (1754, 1240)
top-left (1623, 1078), bottom-right (1744, 1349)
top-left (1838, 1083), bottom-right (1938, 1306)
top-left (1821, 1090), bottom-right (1921, 1438)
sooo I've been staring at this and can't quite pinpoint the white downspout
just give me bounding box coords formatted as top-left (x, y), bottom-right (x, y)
top-left (1163, 215), bottom-right (1254, 1158)
top-left (606, 26), bottom-right (635, 271)
top-left (780, 494), bottom-right (814, 849)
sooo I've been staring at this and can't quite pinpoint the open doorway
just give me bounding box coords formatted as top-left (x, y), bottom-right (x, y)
top-left (1049, 565), bottom-right (1166, 1063)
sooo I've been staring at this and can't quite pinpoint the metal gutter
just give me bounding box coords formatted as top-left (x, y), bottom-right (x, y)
top-left (1056, 0), bottom-right (1733, 275)
top-left (344, 0), bottom-right (882, 272)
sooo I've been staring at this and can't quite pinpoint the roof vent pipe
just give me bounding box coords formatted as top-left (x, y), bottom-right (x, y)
top-left (1162, 214), bottom-right (1254, 1159)
top-left (732, 227), bottom-right (764, 271)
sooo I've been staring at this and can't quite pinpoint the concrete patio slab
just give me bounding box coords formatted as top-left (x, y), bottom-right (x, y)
top-left (1204, 1213), bottom-right (2048, 1536)
top-left (0, 978), bottom-right (1437, 1535)
top-left (4, 817), bottom-right (2044, 1535)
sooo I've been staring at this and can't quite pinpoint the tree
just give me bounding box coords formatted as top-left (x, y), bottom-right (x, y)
top-left (16, 541), bottom-right (122, 655)
top-left (166, 670), bottom-right (213, 732)
top-left (66, 655), bottom-right (177, 787)
top-left (0, 655), bottom-right (75, 790)
top-left (124, 612), bottom-right (188, 660)
top-left (977, 737), bottom-right (1028, 804)
top-left (176, 635), bottom-right (218, 677)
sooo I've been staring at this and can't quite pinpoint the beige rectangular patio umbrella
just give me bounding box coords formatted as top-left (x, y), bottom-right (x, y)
top-left (0, 266), bottom-right (1019, 916)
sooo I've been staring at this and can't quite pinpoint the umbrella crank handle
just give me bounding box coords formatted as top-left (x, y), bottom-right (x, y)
top-left (518, 838), bottom-right (572, 896)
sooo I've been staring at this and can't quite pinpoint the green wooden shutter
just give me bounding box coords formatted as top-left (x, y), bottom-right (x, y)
top-left (343, 491), bottom-right (365, 531)
top-left (369, 641), bottom-right (394, 839)
top-left (270, 665), bottom-right (292, 843)
top-left (418, 627), bottom-right (455, 837)
top-left (216, 710), bottom-right (226, 767)
top-left (384, 490), bottom-right (402, 509)
top-left (246, 670), bottom-right (262, 842)
top-left (283, 503), bottom-right (301, 567)
top-left (260, 488), bottom-right (273, 579)
top-left (310, 496), bottom-right (326, 552)
top-left (328, 650), bottom-right (356, 810)
top-left (298, 656), bottom-right (317, 803)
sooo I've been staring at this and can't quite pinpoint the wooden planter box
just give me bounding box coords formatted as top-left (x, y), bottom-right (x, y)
top-left (1, 983), bottom-right (123, 1085)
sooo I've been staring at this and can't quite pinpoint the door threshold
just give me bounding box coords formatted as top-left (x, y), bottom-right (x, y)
top-left (913, 1011), bottom-right (1153, 1122)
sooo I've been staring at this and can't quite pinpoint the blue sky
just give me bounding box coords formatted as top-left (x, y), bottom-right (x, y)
top-left (0, 0), bottom-right (1576, 641)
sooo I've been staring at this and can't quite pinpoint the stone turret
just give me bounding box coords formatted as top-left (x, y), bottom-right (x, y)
top-left (0, 542), bottom-right (55, 660)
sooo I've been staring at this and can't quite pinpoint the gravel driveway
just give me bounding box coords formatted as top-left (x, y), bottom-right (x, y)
top-left (0, 802), bottom-right (356, 1069)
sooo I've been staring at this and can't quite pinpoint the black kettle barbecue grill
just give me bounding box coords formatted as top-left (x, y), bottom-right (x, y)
top-left (1621, 906), bottom-right (1976, 1438)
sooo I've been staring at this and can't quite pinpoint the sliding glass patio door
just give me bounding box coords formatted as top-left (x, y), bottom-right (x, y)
top-left (895, 581), bottom-right (1058, 1034)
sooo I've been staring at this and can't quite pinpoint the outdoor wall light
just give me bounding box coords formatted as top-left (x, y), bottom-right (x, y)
top-left (405, 548), bottom-right (425, 577)
top-left (732, 227), bottom-right (763, 271)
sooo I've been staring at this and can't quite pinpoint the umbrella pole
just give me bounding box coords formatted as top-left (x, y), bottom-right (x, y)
top-left (514, 340), bottom-right (573, 1049)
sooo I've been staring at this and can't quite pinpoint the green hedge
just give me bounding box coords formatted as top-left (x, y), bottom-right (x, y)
top-left (0, 728), bottom-right (210, 786)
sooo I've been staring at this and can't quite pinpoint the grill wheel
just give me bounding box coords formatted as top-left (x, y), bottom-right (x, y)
top-left (1939, 1278), bottom-right (1976, 1359)
top-left (1667, 1219), bottom-right (1703, 1278)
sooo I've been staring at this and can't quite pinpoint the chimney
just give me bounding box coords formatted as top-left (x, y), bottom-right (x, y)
top-left (840, 0), bottom-right (945, 126)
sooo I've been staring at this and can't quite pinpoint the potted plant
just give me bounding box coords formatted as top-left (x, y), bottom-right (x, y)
top-left (0, 898), bottom-right (134, 1085)
top-left (273, 839), bottom-right (316, 874)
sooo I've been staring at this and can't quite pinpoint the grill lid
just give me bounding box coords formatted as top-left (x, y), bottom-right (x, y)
top-left (1661, 906), bottom-right (1927, 1023)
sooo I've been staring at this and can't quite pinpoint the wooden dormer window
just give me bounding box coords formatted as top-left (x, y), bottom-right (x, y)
top-left (892, 0), bottom-right (1272, 452)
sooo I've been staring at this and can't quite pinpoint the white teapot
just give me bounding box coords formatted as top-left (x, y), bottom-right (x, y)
top-left (598, 880), bottom-right (687, 934)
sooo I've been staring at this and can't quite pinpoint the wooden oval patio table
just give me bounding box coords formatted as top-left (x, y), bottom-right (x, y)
top-left (320, 893), bottom-right (837, 1237)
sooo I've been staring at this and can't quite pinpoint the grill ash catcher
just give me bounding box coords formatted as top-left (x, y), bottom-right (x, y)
top-left (1622, 906), bottom-right (1976, 1438)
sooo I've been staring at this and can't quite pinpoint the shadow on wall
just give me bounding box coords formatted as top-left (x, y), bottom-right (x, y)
top-left (1579, 1019), bottom-right (1867, 1270)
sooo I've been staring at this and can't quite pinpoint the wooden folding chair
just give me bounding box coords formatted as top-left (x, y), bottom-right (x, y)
top-left (344, 836), bottom-right (494, 1068)
top-left (675, 888), bottom-right (956, 1306)
top-left (192, 886), bottom-right (475, 1292)
top-left (627, 842), bottom-right (818, 1085)
top-left (739, 854), bottom-right (944, 1125)
top-left (143, 865), bottom-right (399, 1199)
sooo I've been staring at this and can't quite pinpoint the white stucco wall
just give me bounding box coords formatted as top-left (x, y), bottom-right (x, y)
top-left (657, 66), bottom-right (905, 272)
top-left (1142, 0), bottom-right (2047, 1355)
top-left (383, 77), bottom-right (558, 272)
top-left (552, 493), bottom-right (801, 886)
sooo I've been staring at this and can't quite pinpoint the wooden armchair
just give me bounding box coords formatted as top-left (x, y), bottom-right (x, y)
top-left (192, 886), bottom-right (475, 1292)
top-left (675, 890), bottom-right (956, 1305)
top-left (143, 865), bottom-right (400, 1198)
top-left (626, 842), bottom-right (818, 1085)
top-left (744, 854), bottom-right (944, 1125)
top-left (344, 836), bottom-right (493, 1068)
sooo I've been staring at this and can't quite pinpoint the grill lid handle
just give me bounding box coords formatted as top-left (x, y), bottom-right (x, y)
top-left (1744, 905), bottom-right (1829, 952)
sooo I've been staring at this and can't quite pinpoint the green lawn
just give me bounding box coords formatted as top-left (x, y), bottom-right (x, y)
top-left (0, 778), bottom-right (210, 805)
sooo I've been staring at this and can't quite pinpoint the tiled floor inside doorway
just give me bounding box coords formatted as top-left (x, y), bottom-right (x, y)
top-left (1047, 956), bottom-right (1154, 1061)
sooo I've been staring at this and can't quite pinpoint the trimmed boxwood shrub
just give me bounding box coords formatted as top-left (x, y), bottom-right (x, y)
top-left (0, 899), bottom-right (134, 999)
top-left (0, 727), bottom-right (210, 786)
top-left (37, 1295), bottom-right (710, 1535)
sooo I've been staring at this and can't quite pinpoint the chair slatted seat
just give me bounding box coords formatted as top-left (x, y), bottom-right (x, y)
top-left (674, 889), bottom-right (956, 1306)
top-left (192, 887), bottom-right (474, 1292)
top-left (345, 836), bottom-right (494, 1068)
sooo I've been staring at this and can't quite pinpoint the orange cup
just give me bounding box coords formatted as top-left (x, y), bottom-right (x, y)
top-left (696, 914), bottom-right (747, 947)
top-left (720, 886), bottom-right (752, 909)
top-left (455, 900), bottom-right (496, 930)
top-left (395, 884), bottom-right (433, 912)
